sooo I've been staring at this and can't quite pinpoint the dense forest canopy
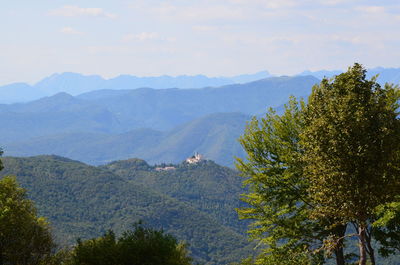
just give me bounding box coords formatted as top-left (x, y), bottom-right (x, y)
top-left (0, 155), bottom-right (253, 265)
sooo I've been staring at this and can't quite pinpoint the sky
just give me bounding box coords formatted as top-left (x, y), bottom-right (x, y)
top-left (1, 0), bottom-right (399, 85)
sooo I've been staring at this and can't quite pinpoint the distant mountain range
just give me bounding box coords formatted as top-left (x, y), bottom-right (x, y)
top-left (1, 67), bottom-right (399, 166)
top-left (0, 71), bottom-right (271, 104)
top-left (0, 76), bottom-right (318, 166)
top-left (1, 67), bottom-right (399, 104)
top-left (0, 75), bottom-right (318, 134)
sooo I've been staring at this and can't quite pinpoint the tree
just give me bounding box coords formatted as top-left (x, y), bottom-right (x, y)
top-left (236, 64), bottom-right (400, 265)
top-left (0, 149), bottom-right (3, 171)
top-left (0, 176), bottom-right (54, 265)
top-left (301, 63), bottom-right (400, 265)
top-left (71, 222), bottom-right (193, 265)
top-left (372, 198), bottom-right (400, 257)
top-left (236, 98), bottom-right (330, 264)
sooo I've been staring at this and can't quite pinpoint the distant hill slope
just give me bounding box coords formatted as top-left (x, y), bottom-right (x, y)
top-left (146, 112), bottom-right (250, 166)
top-left (75, 75), bottom-right (319, 131)
top-left (0, 71), bottom-right (271, 104)
top-left (0, 156), bottom-right (253, 265)
top-left (4, 112), bottom-right (249, 167)
top-left (0, 93), bottom-right (121, 143)
top-left (0, 75), bottom-right (318, 167)
top-left (0, 83), bottom-right (47, 104)
top-left (102, 158), bottom-right (250, 234)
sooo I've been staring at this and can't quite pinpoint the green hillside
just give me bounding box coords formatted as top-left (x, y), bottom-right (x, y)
top-left (103, 158), bottom-right (250, 233)
top-left (0, 156), bottom-right (253, 265)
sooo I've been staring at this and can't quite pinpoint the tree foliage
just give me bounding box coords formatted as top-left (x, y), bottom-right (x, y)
top-left (237, 64), bottom-right (400, 265)
top-left (0, 176), bottom-right (54, 265)
top-left (236, 98), bottom-right (325, 264)
top-left (302, 63), bottom-right (400, 264)
top-left (71, 223), bottom-right (193, 265)
top-left (372, 198), bottom-right (400, 257)
top-left (302, 63), bottom-right (400, 224)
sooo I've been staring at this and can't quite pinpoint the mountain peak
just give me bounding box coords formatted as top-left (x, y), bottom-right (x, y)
top-left (48, 92), bottom-right (74, 100)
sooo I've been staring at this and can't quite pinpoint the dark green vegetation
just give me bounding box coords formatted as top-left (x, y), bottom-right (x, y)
top-left (303, 64), bottom-right (400, 264)
top-left (0, 176), bottom-right (54, 265)
top-left (0, 172), bottom-right (193, 265)
top-left (71, 223), bottom-right (192, 265)
top-left (0, 155), bottom-right (252, 265)
top-left (1, 76), bottom-right (318, 166)
top-left (237, 64), bottom-right (400, 265)
top-left (103, 158), bottom-right (250, 233)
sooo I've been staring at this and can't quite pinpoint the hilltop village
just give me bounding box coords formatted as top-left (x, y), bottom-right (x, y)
top-left (155, 153), bottom-right (204, 171)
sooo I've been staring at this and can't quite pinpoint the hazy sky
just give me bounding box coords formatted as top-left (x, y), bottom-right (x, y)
top-left (1, 0), bottom-right (399, 85)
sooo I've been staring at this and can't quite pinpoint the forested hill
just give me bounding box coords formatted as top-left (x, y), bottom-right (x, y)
top-left (102, 158), bottom-right (250, 233)
top-left (0, 155), bottom-right (253, 265)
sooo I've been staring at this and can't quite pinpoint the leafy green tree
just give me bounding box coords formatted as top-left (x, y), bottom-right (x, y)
top-left (236, 98), bottom-right (329, 264)
top-left (372, 198), bottom-right (400, 257)
top-left (236, 64), bottom-right (400, 265)
top-left (0, 176), bottom-right (54, 265)
top-left (71, 222), bottom-right (193, 265)
top-left (301, 63), bottom-right (400, 265)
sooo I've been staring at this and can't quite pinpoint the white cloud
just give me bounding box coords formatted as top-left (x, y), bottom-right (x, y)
top-left (329, 34), bottom-right (364, 45)
top-left (60, 27), bottom-right (83, 35)
top-left (227, 0), bottom-right (356, 9)
top-left (149, 3), bottom-right (245, 21)
top-left (123, 32), bottom-right (159, 41)
top-left (50, 6), bottom-right (117, 19)
top-left (122, 32), bottom-right (176, 42)
top-left (228, 0), bottom-right (298, 9)
top-left (192, 25), bottom-right (219, 32)
top-left (355, 5), bottom-right (386, 14)
top-left (316, 0), bottom-right (356, 6)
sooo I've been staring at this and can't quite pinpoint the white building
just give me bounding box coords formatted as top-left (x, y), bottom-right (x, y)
top-left (186, 152), bottom-right (204, 164)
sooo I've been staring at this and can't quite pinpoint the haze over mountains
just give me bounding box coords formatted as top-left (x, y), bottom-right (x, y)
top-left (0, 71), bottom-right (272, 104)
top-left (5, 113), bottom-right (250, 166)
top-left (1, 76), bottom-right (318, 166)
top-left (1, 67), bottom-right (399, 167)
top-left (1, 67), bottom-right (399, 105)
